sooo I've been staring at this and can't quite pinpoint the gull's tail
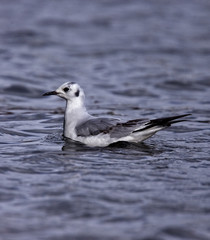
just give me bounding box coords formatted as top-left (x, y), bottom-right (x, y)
top-left (133, 114), bottom-right (191, 133)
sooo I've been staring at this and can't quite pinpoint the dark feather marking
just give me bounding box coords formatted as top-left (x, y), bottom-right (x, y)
top-left (76, 118), bottom-right (147, 137)
top-left (75, 114), bottom-right (190, 138)
top-left (75, 89), bottom-right (80, 97)
top-left (133, 114), bottom-right (191, 133)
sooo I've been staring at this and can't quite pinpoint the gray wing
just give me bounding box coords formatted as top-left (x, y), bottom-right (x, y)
top-left (76, 114), bottom-right (190, 138)
top-left (109, 119), bottom-right (148, 138)
top-left (75, 118), bottom-right (120, 137)
top-left (109, 114), bottom-right (191, 138)
top-left (75, 117), bottom-right (147, 138)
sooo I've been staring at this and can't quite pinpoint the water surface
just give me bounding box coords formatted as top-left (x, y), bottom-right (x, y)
top-left (0, 0), bottom-right (210, 239)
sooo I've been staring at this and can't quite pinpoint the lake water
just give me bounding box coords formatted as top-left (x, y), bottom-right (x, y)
top-left (0, 0), bottom-right (210, 239)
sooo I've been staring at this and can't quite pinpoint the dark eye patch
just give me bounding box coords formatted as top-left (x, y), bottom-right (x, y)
top-left (63, 87), bottom-right (69, 92)
top-left (75, 89), bottom-right (80, 97)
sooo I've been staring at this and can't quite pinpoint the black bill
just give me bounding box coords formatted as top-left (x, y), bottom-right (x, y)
top-left (43, 91), bottom-right (57, 96)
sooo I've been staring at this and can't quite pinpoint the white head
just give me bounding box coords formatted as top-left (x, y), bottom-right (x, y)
top-left (43, 82), bottom-right (85, 103)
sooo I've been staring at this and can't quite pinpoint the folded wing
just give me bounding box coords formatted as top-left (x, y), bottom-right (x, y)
top-left (75, 117), bottom-right (147, 138)
top-left (75, 114), bottom-right (190, 138)
top-left (76, 118), bottom-right (120, 137)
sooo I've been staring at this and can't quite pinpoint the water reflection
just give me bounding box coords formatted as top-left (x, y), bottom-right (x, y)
top-left (62, 137), bottom-right (163, 156)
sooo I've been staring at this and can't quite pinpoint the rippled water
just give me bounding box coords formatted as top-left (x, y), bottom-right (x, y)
top-left (1, 0), bottom-right (210, 239)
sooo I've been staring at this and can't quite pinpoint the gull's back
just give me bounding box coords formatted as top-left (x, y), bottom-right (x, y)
top-left (75, 117), bottom-right (120, 137)
top-left (75, 117), bottom-right (148, 138)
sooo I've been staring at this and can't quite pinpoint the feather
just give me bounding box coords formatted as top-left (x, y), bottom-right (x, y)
top-left (76, 117), bottom-right (147, 138)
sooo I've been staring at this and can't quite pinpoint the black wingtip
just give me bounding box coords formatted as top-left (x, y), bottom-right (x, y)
top-left (133, 114), bottom-right (191, 133)
top-left (168, 114), bottom-right (191, 125)
top-left (148, 114), bottom-right (191, 126)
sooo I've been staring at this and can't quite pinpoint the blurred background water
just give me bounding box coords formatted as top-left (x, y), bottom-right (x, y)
top-left (0, 0), bottom-right (210, 239)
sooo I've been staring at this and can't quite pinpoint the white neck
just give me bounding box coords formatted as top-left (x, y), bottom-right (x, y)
top-left (66, 96), bottom-right (85, 111)
top-left (63, 98), bottom-right (91, 138)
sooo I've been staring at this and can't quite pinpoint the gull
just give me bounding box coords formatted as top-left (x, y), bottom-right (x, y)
top-left (43, 82), bottom-right (190, 147)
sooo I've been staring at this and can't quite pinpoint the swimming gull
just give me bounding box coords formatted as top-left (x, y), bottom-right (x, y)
top-left (43, 82), bottom-right (190, 147)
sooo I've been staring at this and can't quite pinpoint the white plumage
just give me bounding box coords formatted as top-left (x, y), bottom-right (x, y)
top-left (43, 82), bottom-right (190, 147)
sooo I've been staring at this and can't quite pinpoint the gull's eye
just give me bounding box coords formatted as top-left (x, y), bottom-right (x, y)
top-left (63, 87), bottom-right (69, 92)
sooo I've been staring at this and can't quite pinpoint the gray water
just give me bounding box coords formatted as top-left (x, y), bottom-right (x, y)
top-left (0, 0), bottom-right (210, 239)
